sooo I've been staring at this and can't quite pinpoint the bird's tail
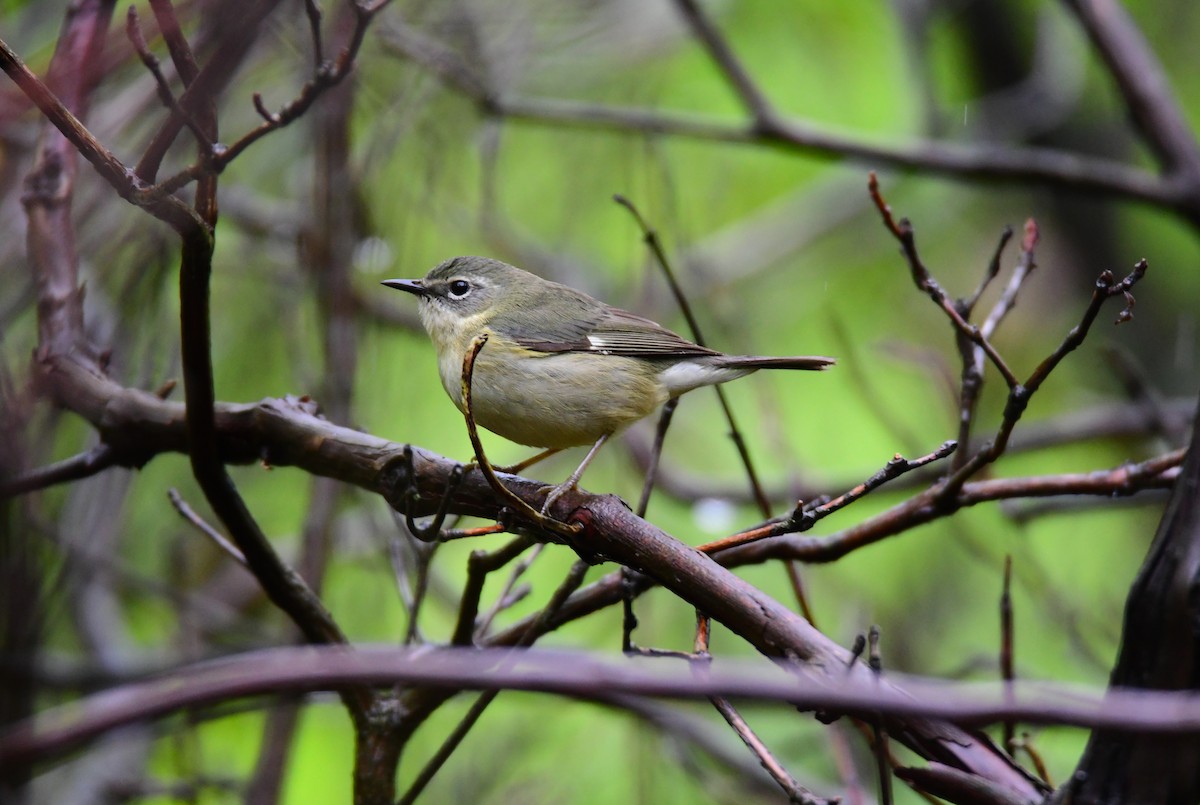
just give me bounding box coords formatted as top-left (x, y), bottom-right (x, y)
top-left (717, 355), bottom-right (836, 371)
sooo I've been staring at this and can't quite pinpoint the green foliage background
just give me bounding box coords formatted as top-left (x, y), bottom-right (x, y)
top-left (6, 0), bottom-right (1198, 802)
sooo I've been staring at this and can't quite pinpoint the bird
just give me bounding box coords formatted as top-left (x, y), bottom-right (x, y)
top-left (383, 256), bottom-right (834, 511)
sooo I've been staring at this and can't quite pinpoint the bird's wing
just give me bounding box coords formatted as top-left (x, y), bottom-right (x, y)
top-left (505, 305), bottom-right (719, 359)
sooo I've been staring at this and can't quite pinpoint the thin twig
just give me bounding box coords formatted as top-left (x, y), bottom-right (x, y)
top-left (459, 334), bottom-right (580, 538)
top-left (439, 522), bottom-right (507, 541)
top-left (980, 220), bottom-right (1040, 343)
top-left (637, 397), bottom-right (678, 517)
top-left (784, 561), bottom-right (817, 625)
top-left (303, 0), bottom-right (325, 69)
top-left (952, 220), bottom-right (1039, 471)
top-left (1000, 556), bottom-right (1015, 756)
top-left (869, 175), bottom-right (1151, 507)
top-left (1012, 733), bottom-right (1052, 786)
top-left (0, 445), bottom-right (117, 499)
top-left (699, 441), bottom-right (956, 554)
top-left (692, 612), bottom-right (833, 804)
top-left (709, 695), bottom-right (833, 804)
top-left (475, 544), bottom-right (546, 638)
top-left (452, 536), bottom-right (535, 646)
top-left (403, 538), bottom-right (437, 646)
top-left (614, 194), bottom-right (773, 518)
top-left (144, 0), bottom-right (394, 194)
top-left (960, 225), bottom-right (1014, 315)
top-left (167, 488), bottom-right (246, 566)
top-left (670, 0), bottom-right (776, 124)
top-left (868, 174), bottom-right (1019, 389)
top-left (1023, 260), bottom-right (1148, 397)
top-left (715, 448), bottom-right (1182, 566)
top-left (148, 0), bottom-right (200, 84)
top-left (936, 259), bottom-right (1150, 499)
top-left (125, 7), bottom-right (212, 149)
top-left (398, 561), bottom-right (590, 805)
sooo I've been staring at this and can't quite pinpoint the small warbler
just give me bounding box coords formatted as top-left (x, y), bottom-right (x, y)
top-left (384, 256), bottom-right (834, 508)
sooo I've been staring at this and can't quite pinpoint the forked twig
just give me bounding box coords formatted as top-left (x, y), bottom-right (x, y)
top-left (475, 544), bottom-right (545, 637)
top-left (959, 225), bottom-right (1014, 315)
top-left (868, 173), bottom-right (1019, 388)
top-left (126, 7), bottom-right (211, 150)
top-left (700, 441), bottom-right (957, 554)
top-left (937, 258), bottom-right (1150, 498)
top-left (452, 536), bottom-right (536, 646)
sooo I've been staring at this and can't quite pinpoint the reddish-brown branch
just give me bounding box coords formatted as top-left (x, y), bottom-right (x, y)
top-left (148, 0), bottom-right (199, 84)
top-left (698, 440), bottom-right (957, 554)
top-left (717, 450), bottom-right (1182, 566)
top-left (869, 173), bottom-right (1019, 388)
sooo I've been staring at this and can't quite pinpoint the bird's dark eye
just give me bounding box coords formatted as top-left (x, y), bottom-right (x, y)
top-left (448, 279), bottom-right (471, 299)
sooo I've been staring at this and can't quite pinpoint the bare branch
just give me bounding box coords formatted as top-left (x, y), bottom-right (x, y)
top-left (125, 6), bottom-right (212, 149)
top-left (167, 488), bottom-right (246, 566)
top-left (671, 0), bottom-right (777, 125)
top-left (708, 694), bottom-right (833, 805)
top-left (869, 174), bottom-right (1019, 388)
top-left (396, 562), bottom-right (589, 805)
top-left (1063, 0), bottom-right (1200, 187)
top-left (380, 23), bottom-right (1180, 209)
top-left (718, 448), bottom-right (1182, 566)
top-left (6, 644), bottom-right (1200, 772)
top-left (147, 0), bottom-right (200, 84)
top-left (0, 445), bottom-right (116, 499)
top-left (699, 440), bottom-right (958, 554)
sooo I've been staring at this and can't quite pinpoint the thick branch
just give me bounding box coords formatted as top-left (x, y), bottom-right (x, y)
top-left (1059, 396), bottom-right (1200, 802)
top-left (1063, 0), bottom-right (1200, 195)
top-left (6, 645), bottom-right (1200, 772)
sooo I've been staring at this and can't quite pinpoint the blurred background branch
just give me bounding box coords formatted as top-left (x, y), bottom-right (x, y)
top-left (2, 1), bottom-right (1198, 803)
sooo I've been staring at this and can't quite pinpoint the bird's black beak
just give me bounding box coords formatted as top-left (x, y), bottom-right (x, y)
top-left (381, 279), bottom-right (429, 297)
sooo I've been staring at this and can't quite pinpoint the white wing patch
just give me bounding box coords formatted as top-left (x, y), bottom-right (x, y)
top-left (587, 334), bottom-right (613, 353)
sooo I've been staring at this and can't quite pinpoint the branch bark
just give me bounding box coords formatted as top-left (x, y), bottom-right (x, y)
top-left (1056, 393), bottom-right (1200, 803)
